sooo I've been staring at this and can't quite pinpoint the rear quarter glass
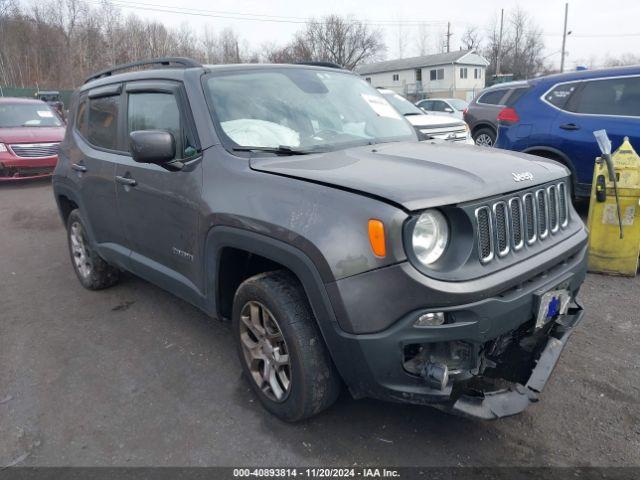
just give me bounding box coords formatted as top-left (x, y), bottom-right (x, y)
top-left (505, 87), bottom-right (531, 107)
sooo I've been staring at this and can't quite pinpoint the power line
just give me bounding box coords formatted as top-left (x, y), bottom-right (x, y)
top-left (85, 0), bottom-right (450, 26)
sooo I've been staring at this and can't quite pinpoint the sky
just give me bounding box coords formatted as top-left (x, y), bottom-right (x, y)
top-left (77, 0), bottom-right (640, 69)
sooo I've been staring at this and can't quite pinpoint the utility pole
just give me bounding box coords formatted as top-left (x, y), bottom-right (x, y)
top-left (445, 22), bottom-right (452, 53)
top-left (560, 3), bottom-right (569, 72)
top-left (496, 8), bottom-right (504, 76)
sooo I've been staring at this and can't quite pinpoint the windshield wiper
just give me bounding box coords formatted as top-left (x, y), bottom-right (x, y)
top-left (232, 145), bottom-right (317, 155)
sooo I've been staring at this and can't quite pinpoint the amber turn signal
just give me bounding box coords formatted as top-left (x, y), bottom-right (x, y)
top-left (368, 219), bottom-right (386, 257)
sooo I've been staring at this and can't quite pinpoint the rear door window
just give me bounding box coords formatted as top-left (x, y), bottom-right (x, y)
top-left (573, 77), bottom-right (640, 117)
top-left (477, 89), bottom-right (507, 105)
top-left (544, 82), bottom-right (579, 110)
top-left (87, 95), bottom-right (120, 150)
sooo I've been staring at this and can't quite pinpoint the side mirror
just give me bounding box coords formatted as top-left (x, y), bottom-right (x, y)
top-left (444, 107), bottom-right (454, 113)
top-left (129, 130), bottom-right (176, 165)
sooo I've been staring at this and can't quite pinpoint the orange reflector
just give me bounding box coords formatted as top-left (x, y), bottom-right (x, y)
top-left (368, 219), bottom-right (386, 257)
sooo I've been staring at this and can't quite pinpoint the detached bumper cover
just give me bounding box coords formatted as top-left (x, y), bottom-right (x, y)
top-left (440, 306), bottom-right (584, 419)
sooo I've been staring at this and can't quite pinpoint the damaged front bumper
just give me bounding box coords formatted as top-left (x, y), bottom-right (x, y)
top-left (438, 305), bottom-right (583, 419)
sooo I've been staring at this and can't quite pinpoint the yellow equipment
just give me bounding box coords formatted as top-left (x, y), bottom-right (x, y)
top-left (587, 137), bottom-right (640, 276)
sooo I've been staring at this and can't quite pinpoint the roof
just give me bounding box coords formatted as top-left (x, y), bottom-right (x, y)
top-left (0, 96), bottom-right (47, 105)
top-left (356, 50), bottom-right (489, 75)
top-left (527, 64), bottom-right (640, 86)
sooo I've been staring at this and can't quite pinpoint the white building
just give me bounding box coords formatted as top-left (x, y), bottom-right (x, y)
top-left (356, 50), bottom-right (490, 102)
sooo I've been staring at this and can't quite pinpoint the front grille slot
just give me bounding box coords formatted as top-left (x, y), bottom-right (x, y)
top-left (509, 198), bottom-right (524, 250)
top-left (493, 202), bottom-right (509, 257)
top-left (474, 182), bottom-right (569, 264)
top-left (523, 193), bottom-right (537, 244)
top-left (536, 189), bottom-right (549, 239)
top-left (558, 182), bottom-right (568, 227)
top-left (475, 206), bottom-right (494, 264)
top-left (548, 185), bottom-right (559, 233)
top-left (9, 143), bottom-right (59, 158)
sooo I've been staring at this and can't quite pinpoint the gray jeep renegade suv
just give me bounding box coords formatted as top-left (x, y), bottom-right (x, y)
top-left (53, 58), bottom-right (588, 421)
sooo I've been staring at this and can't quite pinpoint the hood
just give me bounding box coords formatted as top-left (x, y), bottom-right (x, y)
top-left (404, 114), bottom-right (465, 128)
top-left (0, 126), bottom-right (65, 144)
top-left (250, 141), bottom-right (569, 211)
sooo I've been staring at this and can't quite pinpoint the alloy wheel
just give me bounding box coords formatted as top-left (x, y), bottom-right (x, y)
top-left (475, 133), bottom-right (494, 147)
top-left (70, 221), bottom-right (92, 279)
top-left (239, 301), bottom-right (292, 402)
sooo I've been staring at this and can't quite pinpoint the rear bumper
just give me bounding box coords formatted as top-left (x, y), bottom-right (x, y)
top-left (0, 155), bottom-right (57, 181)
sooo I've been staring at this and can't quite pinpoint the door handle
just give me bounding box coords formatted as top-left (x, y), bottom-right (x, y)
top-left (559, 123), bottom-right (580, 131)
top-left (115, 175), bottom-right (137, 187)
top-left (71, 163), bottom-right (87, 172)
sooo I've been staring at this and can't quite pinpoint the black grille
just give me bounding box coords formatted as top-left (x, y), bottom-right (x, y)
top-left (536, 190), bottom-right (548, 238)
top-left (494, 202), bottom-right (508, 255)
top-left (474, 182), bottom-right (569, 264)
top-left (9, 143), bottom-right (59, 158)
top-left (476, 207), bottom-right (492, 262)
top-left (510, 199), bottom-right (523, 248)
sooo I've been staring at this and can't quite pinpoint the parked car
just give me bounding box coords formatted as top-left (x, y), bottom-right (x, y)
top-left (0, 97), bottom-right (65, 181)
top-left (415, 98), bottom-right (468, 119)
top-left (53, 58), bottom-right (587, 421)
top-left (378, 89), bottom-right (473, 144)
top-left (464, 82), bottom-right (531, 147)
top-left (495, 66), bottom-right (640, 198)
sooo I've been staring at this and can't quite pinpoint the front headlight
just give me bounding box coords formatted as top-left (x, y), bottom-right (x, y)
top-left (412, 209), bottom-right (449, 266)
top-left (464, 123), bottom-right (471, 140)
top-left (0, 143), bottom-right (7, 153)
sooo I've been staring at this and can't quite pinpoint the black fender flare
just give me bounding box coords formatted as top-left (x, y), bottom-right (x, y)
top-left (203, 225), bottom-right (337, 327)
top-left (203, 225), bottom-right (358, 383)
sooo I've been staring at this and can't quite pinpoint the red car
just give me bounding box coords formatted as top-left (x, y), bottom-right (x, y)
top-left (0, 97), bottom-right (65, 181)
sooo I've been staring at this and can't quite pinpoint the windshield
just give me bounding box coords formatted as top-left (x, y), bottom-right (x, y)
top-left (0, 103), bottom-right (62, 128)
top-left (448, 99), bottom-right (468, 111)
top-left (380, 92), bottom-right (424, 116)
top-left (204, 68), bottom-right (415, 152)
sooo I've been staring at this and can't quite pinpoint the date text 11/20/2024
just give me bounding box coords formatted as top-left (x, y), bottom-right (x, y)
top-left (233, 468), bottom-right (400, 478)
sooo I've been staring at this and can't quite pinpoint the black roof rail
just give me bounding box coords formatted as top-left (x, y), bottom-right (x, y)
top-left (84, 57), bottom-right (202, 84)
top-left (295, 61), bottom-right (343, 69)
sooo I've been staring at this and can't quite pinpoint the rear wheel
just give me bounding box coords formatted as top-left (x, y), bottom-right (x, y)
top-left (232, 271), bottom-right (341, 422)
top-left (67, 210), bottom-right (120, 290)
top-left (474, 127), bottom-right (496, 147)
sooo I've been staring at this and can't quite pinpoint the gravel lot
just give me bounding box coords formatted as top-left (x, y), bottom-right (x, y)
top-left (1, 179), bottom-right (639, 467)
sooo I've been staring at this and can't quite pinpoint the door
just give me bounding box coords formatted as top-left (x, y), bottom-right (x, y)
top-left (550, 76), bottom-right (640, 189)
top-left (114, 81), bottom-right (204, 299)
top-left (68, 85), bottom-right (130, 264)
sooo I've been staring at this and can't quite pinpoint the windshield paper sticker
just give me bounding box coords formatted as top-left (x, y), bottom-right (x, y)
top-left (37, 110), bottom-right (54, 118)
top-left (361, 94), bottom-right (401, 119)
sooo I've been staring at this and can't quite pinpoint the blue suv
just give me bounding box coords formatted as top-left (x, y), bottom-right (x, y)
top-left (495, 66), bottom-right (640, 197)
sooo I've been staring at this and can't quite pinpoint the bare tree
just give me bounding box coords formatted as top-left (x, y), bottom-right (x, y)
top-left (461, 26), bottom-right (481, 51)
top-left (283, 15), bottom-right (385, 69)
top-left (482, 7), bottom-right (547, 80)
top-left (415, 23), bottom-right (431, 56)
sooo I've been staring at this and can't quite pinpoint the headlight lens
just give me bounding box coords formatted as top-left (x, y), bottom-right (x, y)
top-left (0, 143), bottom-right (7, 153)
top-left (412, 210), bottom-right (449, 266)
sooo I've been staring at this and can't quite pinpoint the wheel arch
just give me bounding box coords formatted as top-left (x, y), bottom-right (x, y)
top-left (204, 226), bottom-right (354, 382)
top-left (522, 146), bottom-right (577, 190)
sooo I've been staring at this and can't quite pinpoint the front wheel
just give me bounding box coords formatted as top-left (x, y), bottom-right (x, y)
top-left (66, 209), bottom-right (120, 290)
top-left (474, 127), bottom-right (496, 147)
top-left (232, 271), bottom-right (341, 422)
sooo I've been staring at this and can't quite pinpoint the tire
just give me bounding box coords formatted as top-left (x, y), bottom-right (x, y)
top-left (232, 270), bottom-right (341, 422)
top-left (474, 127), bottom-right (496, 147)
top-left (66, 209), bottom-right (120, 290)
